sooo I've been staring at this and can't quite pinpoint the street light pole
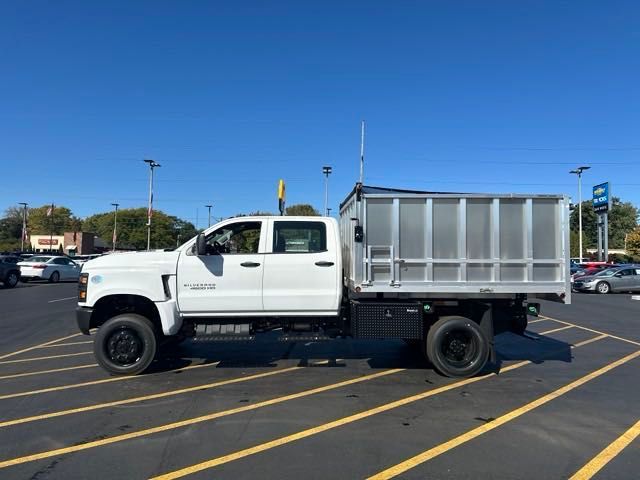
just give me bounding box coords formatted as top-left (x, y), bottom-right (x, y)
top-left (111, 203), bottom-right (119, 251)
top-left (18, 202), bottom-right (28, 251)
top-left (570, 166), bottom-right (591, 263)
top-left (144, 159), bottom-right (161, 251)
top-left (205, 205), bottom-right (212, 228)
top-left (322, 166), bottom-right (332, 216)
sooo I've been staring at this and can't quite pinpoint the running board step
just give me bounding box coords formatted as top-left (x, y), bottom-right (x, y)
top-left (193, 323), bottom-right (254, 342)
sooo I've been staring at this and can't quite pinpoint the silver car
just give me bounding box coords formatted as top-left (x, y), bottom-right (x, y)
top-left (573, 266), bottom-right (640, 294)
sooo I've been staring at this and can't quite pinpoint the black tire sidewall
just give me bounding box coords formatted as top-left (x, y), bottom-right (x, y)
top-left (427, 316), bottom-right (489, 378)
top-left (4, 272), bottom-right (19, 288)
top-left (49, 271), bottom-right (60, 283)
top-left (94, 314), bottom-right (157, 375)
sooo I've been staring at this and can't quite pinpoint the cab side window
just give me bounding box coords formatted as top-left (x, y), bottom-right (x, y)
top-left (273, 221), bottom-right (327, 253)
top-left (205, 221), bottom-right (262, 255)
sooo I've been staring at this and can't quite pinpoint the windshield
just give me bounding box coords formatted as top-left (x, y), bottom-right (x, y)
top-left (594, 268), bottom-right (618, 277)
top-left (24, 256), bottom-right (53, 262)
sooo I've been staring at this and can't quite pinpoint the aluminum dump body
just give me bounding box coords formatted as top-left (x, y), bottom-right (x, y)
top-left (339, 185), bottom-right (570, 301)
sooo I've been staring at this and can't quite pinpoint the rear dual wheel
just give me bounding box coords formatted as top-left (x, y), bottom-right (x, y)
top-left (426, 316), bottom-right (489, 378)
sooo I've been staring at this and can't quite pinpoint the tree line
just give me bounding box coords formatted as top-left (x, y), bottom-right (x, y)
top-left (0, 203), bottom-right (320, 252)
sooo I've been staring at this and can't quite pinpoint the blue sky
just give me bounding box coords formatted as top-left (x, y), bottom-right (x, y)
top-left (1, 1), bottom-right (638, 228)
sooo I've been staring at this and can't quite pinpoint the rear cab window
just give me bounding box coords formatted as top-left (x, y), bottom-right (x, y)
top-left (272, 221), bottom-right (327, 253)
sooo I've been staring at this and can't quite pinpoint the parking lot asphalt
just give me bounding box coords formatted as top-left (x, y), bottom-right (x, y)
top-left (0, 283), bottom-right (638, 480)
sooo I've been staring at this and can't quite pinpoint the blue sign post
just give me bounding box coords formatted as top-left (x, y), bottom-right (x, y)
top-left (592, 182), bottom-right (610, 213)
top-left (592, 182), bottom-right (611, 261)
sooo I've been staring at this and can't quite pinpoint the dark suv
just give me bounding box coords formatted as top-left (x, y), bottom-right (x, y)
top-left (0, 255), bottom-right (21, 288)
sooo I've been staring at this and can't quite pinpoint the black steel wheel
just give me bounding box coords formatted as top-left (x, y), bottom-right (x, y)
top-left (94, 314), bottom-right (157, 375)
top-left (426, 316), bottom-right (489, 378)
top-left (3, 271), bottom-right (19, 288)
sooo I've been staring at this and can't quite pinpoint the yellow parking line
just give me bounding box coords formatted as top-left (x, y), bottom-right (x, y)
top-left (0, 364), bottom-right (97, 381)
top-left (540, 315), bottom-right (640, 347)
top-left (0, 366), bottom-right (303, 428)
top-left (534, 325), bottom-right (574, 335)
top-left (368, 349), bottom-right (640, 480)
top-left (0, 368), bottom-right (403, 469)
top-left (148, 334), bottom-right (610, 480)
top-left (0, 361), bottom-right (220, 401)
top-left (0, 360), bottom-right (343, 428)
top-left (0, 351), bottom-right (92, 365)
top-left (39, 341), bottom-right (93, 348)
top-left (0, 333), bottom-right (82, 361)
top-left (569, 419), bottom-right (640, 480)
top-left (527, 318), bottom-right (548, 324)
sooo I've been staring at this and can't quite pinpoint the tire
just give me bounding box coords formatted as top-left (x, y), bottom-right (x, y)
top-left (94, 314), bottom-right (157, 375)
top-left (3, 271), bottom-right (19, 289)
top-left (426, 316), bottom-right (489, 378)
top-left (511, 314), bottom-right (528, 335)
top-left (49, 271), bottom-right (60, 283)
top-left (596, 281), bottom-right (610, 294)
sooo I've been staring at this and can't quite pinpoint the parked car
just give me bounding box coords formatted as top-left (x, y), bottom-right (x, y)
top-left (71, 254), bottom-right (103, 265)
top-left (571, 264), bottom-right (616, 284)
top-left (0, 255), bottom-right (21, 288)
top-left (18, 255), bottom-right (81, 282)
top-left (573, 266), bottom-right (640, 294)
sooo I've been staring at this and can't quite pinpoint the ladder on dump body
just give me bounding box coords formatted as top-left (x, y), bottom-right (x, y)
top-left (364, 245), bottom-right (400, 287)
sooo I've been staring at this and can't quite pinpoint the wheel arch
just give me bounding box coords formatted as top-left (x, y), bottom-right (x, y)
top-left (89, 294), bottom-right (163, 334)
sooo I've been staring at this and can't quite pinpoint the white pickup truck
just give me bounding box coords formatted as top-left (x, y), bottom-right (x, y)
top-left (77, 184), bottom-right (570, 378)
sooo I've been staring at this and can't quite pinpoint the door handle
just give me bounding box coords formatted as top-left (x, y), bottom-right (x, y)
top-left (315, 261), bottom-right (334, 267)
top-left (240, 261), bottom-right (261, 268)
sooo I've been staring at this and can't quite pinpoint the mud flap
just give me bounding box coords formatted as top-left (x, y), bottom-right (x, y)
top-left (478, 303), bottom-right (496, 364)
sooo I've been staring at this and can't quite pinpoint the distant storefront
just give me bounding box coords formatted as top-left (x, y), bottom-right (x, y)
top-left (29, 232), bottom-right (108, 255)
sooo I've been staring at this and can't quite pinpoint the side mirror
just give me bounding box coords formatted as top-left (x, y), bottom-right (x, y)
top-left (196, 233), bottom-right (207, 256)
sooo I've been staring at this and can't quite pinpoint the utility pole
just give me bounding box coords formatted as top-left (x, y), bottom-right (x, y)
top-left (111, 203), bottom-right (119, 251)
top-left (322, 166), bottom-right (332, 216)
top-left (48, 203), bottom-right (55, 253)
top-left (18, 202), bottom-right (28, 251)
top-left (359, 120), bottom-right (365, 184)
top-left (144, 159), bottom-right (161, 251)
top-left (569, 166), bottom-right (590, 262)
top-left (205, 205), bottom-right (213, 228)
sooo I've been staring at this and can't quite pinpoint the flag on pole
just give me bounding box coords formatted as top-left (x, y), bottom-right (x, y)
top-left (147, 193), bottom-right (153, 226)
top-left (46, 204), bottom-right (54, 217)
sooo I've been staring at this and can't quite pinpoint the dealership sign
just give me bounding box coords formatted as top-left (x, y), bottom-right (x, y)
top-left (592, 182), bottom-right (611, 213)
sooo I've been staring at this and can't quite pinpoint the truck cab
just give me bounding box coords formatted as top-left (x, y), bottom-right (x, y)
top-left (77, 216), bottom-right (342, 375)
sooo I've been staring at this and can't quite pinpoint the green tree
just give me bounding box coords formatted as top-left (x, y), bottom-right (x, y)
top-left (285, 204), bottom-right (320, 216)
top-left (0, 207), bottom-right (24, 251)
top-left (82, 208), bottom-right (197, 250)
top-left (569, 230), bottom-right (588, 258)
top-left (569, 197), bottom-right (638, 249)
top-left (28, 205), bottom-right (80, 235)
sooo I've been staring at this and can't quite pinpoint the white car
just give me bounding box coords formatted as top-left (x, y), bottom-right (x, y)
top-left (18, 255), bottom-right (81, 282)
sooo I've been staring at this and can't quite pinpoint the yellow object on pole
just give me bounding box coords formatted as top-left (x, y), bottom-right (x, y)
top-left (278, 179), bottom-right (286, 215)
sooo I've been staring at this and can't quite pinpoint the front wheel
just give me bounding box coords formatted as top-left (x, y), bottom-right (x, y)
top-left (49, 271), bottom-right (60, 283)
top-left (94, 314), bottom-right (157, 375)
top-left (426, 316), bottom-right (489, 378)
top-left (596, 281), bottom-right (610, 294)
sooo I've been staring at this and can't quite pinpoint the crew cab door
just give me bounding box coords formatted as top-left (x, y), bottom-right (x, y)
top-left (177, 220), bottom-right (265, 314)
top-left (262, 219), bottom-right (340, 313)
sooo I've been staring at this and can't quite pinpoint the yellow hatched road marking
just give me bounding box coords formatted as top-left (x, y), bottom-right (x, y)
top-left (569, 419), bottom-right (640, 480)
top-left (540, 315), bottom-right (640, 347)
top-left (0, 351), bottom-right (92, 365)
top-left (148, 334), bottom-right (610, 480)
top-left (0, 368), bottom-right (403, 469)
top-left (39, 340), bottom-right (93, 348)
top-left (0, 333), bottom-right (82, 361)
top-left (367, 350), bottom-right (640, 480)
top-left (0, 364), bottom-right (97, 381)
top-left (0, 361), bottom-right (220, 401)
